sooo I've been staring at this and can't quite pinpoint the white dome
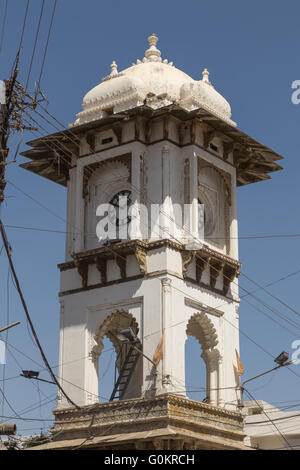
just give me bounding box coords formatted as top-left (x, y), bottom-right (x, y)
top-left (72, 34), bottom-right (236, 127)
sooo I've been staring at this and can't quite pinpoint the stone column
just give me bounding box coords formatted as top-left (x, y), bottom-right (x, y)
top-left (130, 150), bottom-right (143, 239)
top-left (202, 349), bottom-right (220, 406)
top-left (230, 167), bottom-right (238, 260)
top-left (218, 355), bottom-right (225, 407)
top-left (56, 299), bottom-right (65, 409)
top-left (160, 277), bottom-right (173, 392)
top-left (185, 150), bottom-right (198, 243)
top-left (161, 145), bottom-right (171, 239)
top-left (74, 163), bottom-right (85, 253)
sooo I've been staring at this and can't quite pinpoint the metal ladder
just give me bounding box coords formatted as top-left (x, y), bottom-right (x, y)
top-left (109, 342), bottom-right (141, 401)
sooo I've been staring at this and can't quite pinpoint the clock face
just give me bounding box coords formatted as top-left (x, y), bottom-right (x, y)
top-left (108, 190), bottom-right (132, 227)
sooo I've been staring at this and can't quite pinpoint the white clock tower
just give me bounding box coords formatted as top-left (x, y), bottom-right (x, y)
top-left (21, 34), bottom-right (283, 450)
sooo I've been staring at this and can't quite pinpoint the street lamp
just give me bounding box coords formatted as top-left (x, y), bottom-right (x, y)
top-left (238, 351), bottom-right (294, 409)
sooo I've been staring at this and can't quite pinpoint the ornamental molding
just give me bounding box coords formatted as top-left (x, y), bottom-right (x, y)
top-left (186, 312), bottom-right (218, 350)
top-left (184, 297), bottom-right (224, 318)
top-left (91, 309), bottom-right (139, 362)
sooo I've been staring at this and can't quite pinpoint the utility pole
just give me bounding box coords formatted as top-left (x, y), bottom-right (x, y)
top-left (0, 50), bottom-right (38, 204)
top-left (0, 52), bottom-right (20, 203)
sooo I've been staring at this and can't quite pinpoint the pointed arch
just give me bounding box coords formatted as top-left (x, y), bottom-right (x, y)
top-left (186, 312), bottom-right (218, 351)
top-left (92, 309), bottom-right (139, 361)
top-left (185, 312), bottom-right (221, 406)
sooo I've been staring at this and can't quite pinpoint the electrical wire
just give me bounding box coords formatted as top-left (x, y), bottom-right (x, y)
top-left (17, 0), bottom-right (30, 55)
top-left (244, 388), bottom-right (294, 450)
top-left (35, 0), bottom-right (57, 95)
top-left (0, 266), bottom-right (10, 415)
top-left (0, 220), bottom-right (79, 409)
top-left (25, 0), bottom-right (45, 91)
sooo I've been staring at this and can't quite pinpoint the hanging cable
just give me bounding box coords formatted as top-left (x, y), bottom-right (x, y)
top-left (35, 0), bottom-right (57, 96)
top-left (0, 219), bottom-right (79, 409)
top-left (25, 0), bottom-right (45, 91)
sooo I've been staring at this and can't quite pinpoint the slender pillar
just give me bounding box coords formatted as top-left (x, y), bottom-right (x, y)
top-left (189, 150), bottom-right (198, 241)
top-left (130, 150), bottom-right (143, 239)
top-left (74, 163), bottom-right (85, 253)
top-left (161, 145), bottom-right (171, 239)
top-left (160, 277), bottom-right (173, 393)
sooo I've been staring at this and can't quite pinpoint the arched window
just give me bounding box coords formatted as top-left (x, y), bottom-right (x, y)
top-left (185, 335), bottom-right (206, 402)
top-left (93, 310), bottom-right (142, 402)
top-left (98, 336), bottom-right (117, 403)
top-left (185, 312), bottom-right (220, 406)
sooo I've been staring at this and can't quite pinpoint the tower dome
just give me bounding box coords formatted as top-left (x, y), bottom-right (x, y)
top-left (72, 34), bottom-right (236, 127)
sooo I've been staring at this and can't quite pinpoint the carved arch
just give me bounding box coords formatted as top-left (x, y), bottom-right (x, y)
top-left (91, 309), bottom-right (139, 362)
top-left (186, 312), bottom-right (218, 351)
top-left (199, 164), bottom-right (231, 206)
top-left (185, 312), bottom-right (221, 405)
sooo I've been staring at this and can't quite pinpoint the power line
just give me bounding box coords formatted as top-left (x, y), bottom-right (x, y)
top-left (244, 388), bottom-right (294, 450)
top-left (0, 219), bottom-right (79, 409)
top-left (242, 271), bottom-right (300, 319)
top-left (1, 266), bottom-right (10, 415)
top-left (35, 0), bottom-right (57, 96)
top-left (17, 0), bottom-right (30, 55)
top-left (25, 0), bottom-right (45, 91)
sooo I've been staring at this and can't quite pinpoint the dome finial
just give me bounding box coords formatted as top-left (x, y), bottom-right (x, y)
top-left (202, 68), bottom-right (211, 84)
top-left (110, 61), bottom-right (118, 77)
top-left (144, 33), bottom-right (162, 62)
top-left (148, 33), bottom-right (159, 48)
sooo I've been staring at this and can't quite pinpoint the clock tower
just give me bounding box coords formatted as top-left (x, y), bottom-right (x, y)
top-left (21, 34), bottom-right (283, 450)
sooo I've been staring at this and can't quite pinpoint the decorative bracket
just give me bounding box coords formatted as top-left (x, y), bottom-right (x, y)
top-left (163, 115), bottom-right (169, 140)
top-left (190, 119), bottom-right (197, 144)
top-left (178, 123), bottom-right (185, 145)
top-left (116, 255), bottom-right (127, 280)
top-left (95, 256), bottom-right (107, 284)
top-left (135, 246), bottom-right (147, 275)
top-left (112, 124), bottom-right (122, 145)
top-left (145, 119), bottom-right (152, 143)
top-left (135, 115), bottom-right (142, 140)
top-left (86, 133), bottom-right (96, 153)
top-left (203, 130), bottom-right (216, 150)
top-left (223, 141), bottom-right (234, 161)
top-left (75, 259), bottom-right (89, 287)
top-left (210, 260), bottom-right (224, 289)
top-left (196, 255), bottom-right (211, 283)
top-left (223, 266), bottom-right (239, 296)
top-left (181, 251), bottom-right (195, 278)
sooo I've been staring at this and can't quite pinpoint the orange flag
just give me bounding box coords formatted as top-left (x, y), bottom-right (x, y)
top-left (235, 349), bottom-right (244, 377)
top-left (153, 330), bottom-right (164, 366)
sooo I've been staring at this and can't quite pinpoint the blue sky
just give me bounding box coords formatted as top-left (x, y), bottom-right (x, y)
top-left (1, 0), bottom-right (300, 437)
